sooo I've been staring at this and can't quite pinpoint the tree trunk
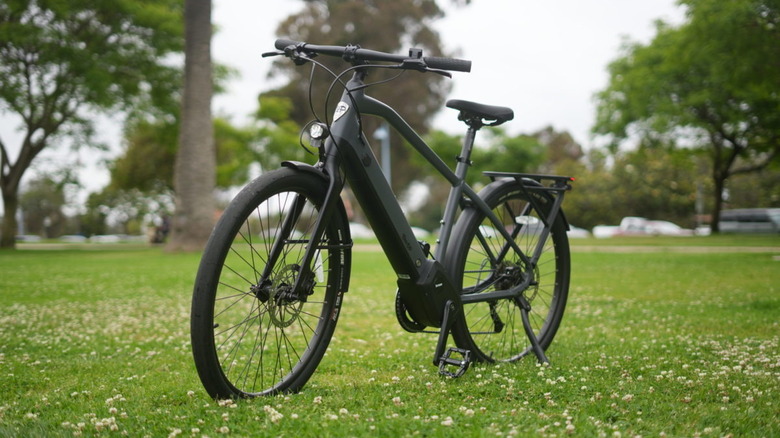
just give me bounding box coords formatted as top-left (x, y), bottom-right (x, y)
top-left (1, 188), bottom-right (19, 249)
top-left (167, 0), bottom-right (215, 252)
top-left (711, 170), bottom-right (726, 234)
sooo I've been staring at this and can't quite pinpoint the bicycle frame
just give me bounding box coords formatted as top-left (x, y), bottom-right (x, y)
top-left (291, 68), bottom-right (565, 323)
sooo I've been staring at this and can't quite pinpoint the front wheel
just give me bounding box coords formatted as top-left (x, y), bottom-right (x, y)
top-left (191, 168), bottom-right (351, 398)
top-left (447, 179), bottom-right (570, 363)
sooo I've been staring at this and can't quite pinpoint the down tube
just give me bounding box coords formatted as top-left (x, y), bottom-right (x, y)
top-left (330, 102), bottom-right (428, 281)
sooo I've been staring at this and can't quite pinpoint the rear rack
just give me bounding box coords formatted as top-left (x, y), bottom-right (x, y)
top-left (483, 171), bottom-right (574, 192)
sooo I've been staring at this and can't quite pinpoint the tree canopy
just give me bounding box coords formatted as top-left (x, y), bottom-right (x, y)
top-left (593, 0), bottom-right (780, 231)
top-left (0, 0), bottom-right (183, 247)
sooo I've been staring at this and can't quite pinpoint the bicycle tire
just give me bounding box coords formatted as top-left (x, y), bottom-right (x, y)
top-left (447, 179), bottom-right (570, 363)
top-left (191, 168), bottom-right (351, 398)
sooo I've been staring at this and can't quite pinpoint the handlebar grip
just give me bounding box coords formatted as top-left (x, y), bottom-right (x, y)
top-left (275, 38), bottom-right (302, 50)
top-left (424, 56), bottom-right (472, 73)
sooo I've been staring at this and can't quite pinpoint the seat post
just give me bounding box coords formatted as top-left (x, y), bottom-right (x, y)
top-left (454, 125), bottom-right (478, 181)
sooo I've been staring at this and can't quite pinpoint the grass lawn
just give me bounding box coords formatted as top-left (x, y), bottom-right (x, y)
top-left (1, 237), bottom-right (778, 437)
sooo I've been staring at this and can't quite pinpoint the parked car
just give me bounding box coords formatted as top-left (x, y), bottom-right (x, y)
top-left (567, 225), bottom-right (590, 238)
top-left (616, 217), bottom-right (694, 236)
top-left (644, 220), bottom-right (694, 236)
top-left (592, 225), bottom-right (620, 239)
top-left (596, 217), bottom-right (694, 238)
top-left (719, 208), bottom-right (780, 233)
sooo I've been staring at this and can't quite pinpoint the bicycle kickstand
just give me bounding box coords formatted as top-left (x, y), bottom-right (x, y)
top-left (516, 295), bottom-right (550, 365)
top-left (434, 300), bottom-right (471, 378)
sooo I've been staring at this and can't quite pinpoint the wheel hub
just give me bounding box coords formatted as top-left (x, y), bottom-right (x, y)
top-left (496, 261), bottom-right (538, 302)
top-left (267, 264), bottom-right (306, 328)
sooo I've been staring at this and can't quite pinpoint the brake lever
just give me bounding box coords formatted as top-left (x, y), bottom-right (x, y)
top-left (262, 48), bottom-right (315, 66)
top-left (426, 68), bottom-right (452, 79)
top-left (399, 58), bottom-right (452, 78)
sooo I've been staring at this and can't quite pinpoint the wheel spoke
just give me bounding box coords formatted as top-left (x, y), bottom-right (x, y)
top-left (191, 170), bottom-right (348, 397)
top-left (452, 182), bottom-right (569, 363)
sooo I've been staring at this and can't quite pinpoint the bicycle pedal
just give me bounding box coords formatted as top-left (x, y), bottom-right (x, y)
top-left (438, 347), bottom-right (471, 378)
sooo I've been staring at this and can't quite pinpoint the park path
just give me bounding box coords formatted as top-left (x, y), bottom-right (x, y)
top-left (350, 243), bottom-right (780, 254)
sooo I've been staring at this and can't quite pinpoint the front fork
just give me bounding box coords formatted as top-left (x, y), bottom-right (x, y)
top-left (258, 156), bottom-right (345, 301)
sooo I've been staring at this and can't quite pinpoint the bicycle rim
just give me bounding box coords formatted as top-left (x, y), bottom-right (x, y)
top-left (191, 170), bottom-right (347, 397)
top-left (449, 183), bottom-right (570, 363)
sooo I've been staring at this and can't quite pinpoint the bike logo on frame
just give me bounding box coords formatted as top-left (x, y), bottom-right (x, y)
top-left (334, 102), bottom-right (349, 121)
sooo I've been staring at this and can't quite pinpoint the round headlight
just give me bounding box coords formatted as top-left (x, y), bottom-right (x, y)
top-left (309, 123), bottom-right (327, 140)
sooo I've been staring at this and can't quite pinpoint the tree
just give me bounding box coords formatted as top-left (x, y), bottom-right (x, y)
top-left (533, 126), bottom-right (584, 174)
top-left (19, 174), bottom-right (69, 238)
top-left (82, 187), bottom-right (173, 237)
top-left (167, 0), bottom-right (215, 251)
top-left (110, 119), bottom-right (179, 194)
top-left (109, 116), bottom-right (263, 194)
top-left (0, 0), bottom-right (183, 248)
top-left (593, 0), bottom-right (780, 232)
top-left (266, 0), bottom-right (452, 192)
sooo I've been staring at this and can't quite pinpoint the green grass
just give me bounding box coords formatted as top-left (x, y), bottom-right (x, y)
top-left (1, 241), bottom-right (778, 437)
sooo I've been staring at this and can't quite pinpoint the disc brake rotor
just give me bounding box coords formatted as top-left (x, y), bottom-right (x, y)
top-left (268, 264), bottom-right (305, 328)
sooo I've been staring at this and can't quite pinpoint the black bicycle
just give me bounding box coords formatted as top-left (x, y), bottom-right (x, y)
top-left (191, 39), bottom-right (573, 398)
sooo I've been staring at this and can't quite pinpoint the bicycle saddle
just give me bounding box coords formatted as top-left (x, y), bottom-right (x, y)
top-left (446, 99), bottom-right (514, 127)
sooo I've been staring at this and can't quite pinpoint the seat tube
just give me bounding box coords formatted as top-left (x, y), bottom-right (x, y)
top-left (435, 126), bottom-right (477, 260)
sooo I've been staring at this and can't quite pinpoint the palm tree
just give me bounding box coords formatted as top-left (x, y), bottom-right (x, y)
top-left (168, 0), bottom-right (216, 251)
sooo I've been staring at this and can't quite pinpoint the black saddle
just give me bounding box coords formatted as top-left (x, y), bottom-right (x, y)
top-left (446, 99), bottom-right (514, 127)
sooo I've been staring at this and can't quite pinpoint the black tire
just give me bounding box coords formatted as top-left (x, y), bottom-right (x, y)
top-left (447, 179), bottom-right (570, 363)
top-left (191, 168), bottom-right (350, 398)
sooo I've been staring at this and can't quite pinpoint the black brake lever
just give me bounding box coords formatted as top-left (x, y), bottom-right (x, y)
top-left (399, 58), bottom-right (452, 78)
top-left (262, 48), bottom-right (315, 66)
top-left (426, 68), bottom-right (452, 78)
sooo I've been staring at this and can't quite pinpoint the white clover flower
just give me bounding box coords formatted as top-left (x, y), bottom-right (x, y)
top-left (263, 405), bottom-right (284, 424)
top-left (217, 399), bottom-right (235, 408)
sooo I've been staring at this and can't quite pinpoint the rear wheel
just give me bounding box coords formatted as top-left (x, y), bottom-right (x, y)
top-left (191, 168), bottom-right (350, 398)
top-left (448, 180), bottom-right (570, 362)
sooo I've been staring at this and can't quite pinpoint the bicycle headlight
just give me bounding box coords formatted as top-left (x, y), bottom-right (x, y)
top-left (309, 122), bottom-right (328, 140)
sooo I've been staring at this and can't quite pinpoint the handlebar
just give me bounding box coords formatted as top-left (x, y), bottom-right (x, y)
top-left (272, 38), bottom-right (472, 73)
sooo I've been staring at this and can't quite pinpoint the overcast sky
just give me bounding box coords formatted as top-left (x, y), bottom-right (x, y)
top-left (212, 0), bottom-right (685, 143)
top-left (1, 0), bottom-right (685, 213)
